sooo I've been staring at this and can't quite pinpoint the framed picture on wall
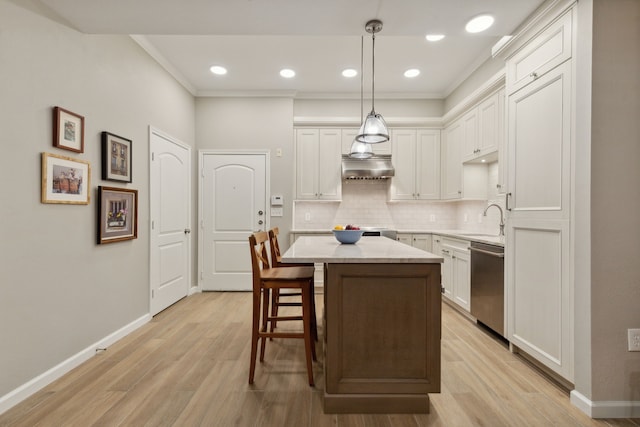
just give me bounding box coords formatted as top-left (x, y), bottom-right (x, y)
top-left (41, 152), bottom-right (90, 204)
top-left (53, 106), bottom-right (85, 153)
top-left (101, 131), bottom-right (132, 183)
top-left (97, 186), bottom-right (138, 244)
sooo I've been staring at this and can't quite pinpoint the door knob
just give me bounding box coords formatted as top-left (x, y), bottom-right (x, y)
top-left (258, 220), bottom-right (263, 225)
top-left (184, 229), bottom-right (191, 234)
top-left (258, 210), bottom-right (263, 215)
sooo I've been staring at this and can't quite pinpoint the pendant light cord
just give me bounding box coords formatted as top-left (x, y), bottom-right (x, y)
top-left (371, 33), bottom-right (376, 113)
top-left (360, 35), bottom-right (364, 124)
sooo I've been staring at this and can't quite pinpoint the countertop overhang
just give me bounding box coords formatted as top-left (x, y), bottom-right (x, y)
top-left (282, 235), bottom-right (443, 264)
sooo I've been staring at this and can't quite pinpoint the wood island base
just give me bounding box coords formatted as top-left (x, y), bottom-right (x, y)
top-left (323, 263), bottom-right (441, 414)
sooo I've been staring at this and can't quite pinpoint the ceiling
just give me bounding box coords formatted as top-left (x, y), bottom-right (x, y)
top-left (29, 0), bottom-right (545, 98)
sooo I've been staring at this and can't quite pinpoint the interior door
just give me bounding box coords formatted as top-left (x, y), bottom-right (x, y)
top-left (149, 127), bottom-right (191, 316)
top-left (200, 152), bottom-right (268, 291)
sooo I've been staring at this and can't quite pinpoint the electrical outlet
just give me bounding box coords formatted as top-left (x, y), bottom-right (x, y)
top-left (628, 329), bottom-right (640, 351)
top-left (304, 212), bottom-right (311, 222)
top-left (429, 214), bottom-right (436, 222)
top-left (463, 213), bottom-right (468, 223)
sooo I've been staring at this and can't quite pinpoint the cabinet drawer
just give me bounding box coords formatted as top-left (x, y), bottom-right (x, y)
top-left (507, 10), bottom-right (572, 94)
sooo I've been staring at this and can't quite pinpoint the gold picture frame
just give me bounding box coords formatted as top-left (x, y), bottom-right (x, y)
top-left (41, 152), bottom-right (90, 204)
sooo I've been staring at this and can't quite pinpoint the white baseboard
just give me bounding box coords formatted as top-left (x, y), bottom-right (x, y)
top-left (0, 313), bottom-right (151, 416)
top-left (188, 285), bottom-right (201, 296)
top-left (571, 390), bottom-right (640, 418)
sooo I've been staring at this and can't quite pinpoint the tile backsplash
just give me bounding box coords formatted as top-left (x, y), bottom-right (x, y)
top-left (293, 162), bottom-right (506, 234)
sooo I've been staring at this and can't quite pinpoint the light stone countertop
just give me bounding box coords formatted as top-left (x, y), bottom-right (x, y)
top-left (290, 229), bottom-right (505, 247)
top-left (282, 235), bottom-right (443, 264)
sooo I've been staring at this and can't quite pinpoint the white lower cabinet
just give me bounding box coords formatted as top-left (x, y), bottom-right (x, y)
top-left (433, 235), bottom-right (471, 312)
top-left (396, 233), bottom-right (432, 253)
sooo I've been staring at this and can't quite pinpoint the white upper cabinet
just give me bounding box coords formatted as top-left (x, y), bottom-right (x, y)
top-left (506, 10), bottom-right (572, 95)
top-left (462, 91), bottom-right (502, 163)
top-left (441, 121), bottom-right (463, 200)
top-left (390, 129), bottom-right (441, 200)
top-left (295, 128), bottom-right (342, 200)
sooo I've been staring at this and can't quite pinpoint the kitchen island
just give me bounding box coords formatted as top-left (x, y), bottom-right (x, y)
top-left (282, 235), bottom-right (443, 414)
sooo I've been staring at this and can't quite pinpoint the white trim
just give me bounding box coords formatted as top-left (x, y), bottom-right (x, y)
top-left (0, 314), bottom-right (151, 416)
top-left (570, 391), bottom-right (640, 419)
top-left (131, 35), bottom-right (197, 96)
top-left (442, 70), bottom-right (506, 125)
top-left (293, 116), bottom-right (442, 127)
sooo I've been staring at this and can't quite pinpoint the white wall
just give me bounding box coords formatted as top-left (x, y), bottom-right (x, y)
top-left (589, 0), bottom-right (640, 403)
top-left (0, 0), bottom-right (195, 400)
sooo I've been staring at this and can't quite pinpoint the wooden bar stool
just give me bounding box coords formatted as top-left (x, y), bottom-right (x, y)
top-left (248, 231), bottom-right (316, 386)
top-left (267, 228), bottom-right (317, 341)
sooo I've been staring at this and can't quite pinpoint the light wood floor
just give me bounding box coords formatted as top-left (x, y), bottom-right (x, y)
top-left (1, 292), bottom-right (638, 427)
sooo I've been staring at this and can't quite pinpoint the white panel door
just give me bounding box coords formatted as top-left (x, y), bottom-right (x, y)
top-left (149, 127), bottom-right (191, 316)
top-left (506, 59), bottom-right (573, 380)
top-left (201, 152), bottom-right (268, 291)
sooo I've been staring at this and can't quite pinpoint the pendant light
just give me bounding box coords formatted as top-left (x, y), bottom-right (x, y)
top-left (350, 35), bottom-right (373, 158)
top-left (355, 19), bottom-right (389, 144)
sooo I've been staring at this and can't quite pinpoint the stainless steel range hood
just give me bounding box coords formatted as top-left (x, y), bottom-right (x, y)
top-left (341, 154), bottom-right (395, 179)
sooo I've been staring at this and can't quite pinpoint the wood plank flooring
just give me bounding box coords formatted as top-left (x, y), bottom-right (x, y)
top-left (0, 292), bottom-right (637, 427)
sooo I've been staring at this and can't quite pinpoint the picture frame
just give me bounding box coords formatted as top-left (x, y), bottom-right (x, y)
top-left (53, 107), bottom-right (85, 153)
top-left (101, 132), bottom-right (132, 183)
top-left (97, 186), bottom-right (138, 244)
top-left (41, 152), bottom-right (91, 204)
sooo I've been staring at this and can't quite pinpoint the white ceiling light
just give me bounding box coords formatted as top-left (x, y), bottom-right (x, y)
top-left (210, 65), bottom-right (227, 75)
top-left (342, 68), bottom-right (357, 78)
top-left (280, 68), bottom-right (295, 78)
top-left (465, 15), bottom-right (495, 33)
top-left (426, 34), bottom-right (445, 42)
top-left (404, 69), bottom-right (420, 78)
top-left (355, 19), bottom-right (389, 145)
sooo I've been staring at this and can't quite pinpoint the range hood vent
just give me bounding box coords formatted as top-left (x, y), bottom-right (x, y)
top-left (341, 154), bottom-right (395, 180)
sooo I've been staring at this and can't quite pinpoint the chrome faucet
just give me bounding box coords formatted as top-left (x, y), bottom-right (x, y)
top-left (483, 203), bottom-right (505, 236)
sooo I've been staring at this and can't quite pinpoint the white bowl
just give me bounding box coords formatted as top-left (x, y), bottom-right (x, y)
top-left (332, 229), bottom-right (364, 244)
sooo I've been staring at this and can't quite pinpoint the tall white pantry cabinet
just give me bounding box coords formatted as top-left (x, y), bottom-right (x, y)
top-left (501, 6), bottom-right (575, 382)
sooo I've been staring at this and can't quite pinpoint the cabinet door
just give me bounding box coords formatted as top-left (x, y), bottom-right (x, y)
top-left (452, 249), bottom-right (471, 311)
top-left (390, 129), bottom-right (417, 200)
top-left (415, 130), bottom-right (441, 200)
top-left (318, 129), bottom-right (342, 200)
top-left (477, 92), bottom-right (500, 156)
top-left (296, 129), bottom-right (319, 199)
top-left (507, 10), bottom-right (572, 94)
top-left (496, 88), bottom-right (507, 193)
top-left (441, 121), bottom-right (462, 200)
top-left (412, 234), bottom-right (432, 253)
top-left (506, 60), bottom-right (573, 380)
top-left (461, 109), bottom-right (478, 161)
top-left (396, 234), bottom-right (412, 246)
top-left (440, 247), bottom-right (453, 300)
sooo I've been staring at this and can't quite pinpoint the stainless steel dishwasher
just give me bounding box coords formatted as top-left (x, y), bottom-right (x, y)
top-left (469, 241), bottom-right (505, 337)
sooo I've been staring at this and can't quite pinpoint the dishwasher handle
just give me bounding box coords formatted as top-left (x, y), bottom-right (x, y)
top-left (469, 246), bottom-right (505, 258)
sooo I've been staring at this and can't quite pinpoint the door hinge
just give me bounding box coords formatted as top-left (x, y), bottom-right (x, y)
top-left (151, 220), bottom-right (155, 230)
top-left (151, 289), bottom-right (155, 298)
top-left (151, 152), bottom-right (155, 161)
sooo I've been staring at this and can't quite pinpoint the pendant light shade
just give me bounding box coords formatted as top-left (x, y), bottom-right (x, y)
top-left (349, 140), bottom-right (374, 158)
top-left (356, 113), bottom-right (389, 144)
top-left (355, 19), bottom-right (389, 144)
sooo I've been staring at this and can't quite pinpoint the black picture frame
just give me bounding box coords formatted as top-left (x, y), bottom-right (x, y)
top-left (101, 131), bottom-right (132, 183)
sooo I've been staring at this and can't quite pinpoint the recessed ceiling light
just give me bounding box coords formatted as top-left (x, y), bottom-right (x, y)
top-left (342, 69), bottom-right (358, 78)
top-left (426, 34), bottom-right (445, 42)
top-left (404, 69), bottom-right (420, 78)
top-left (210, 66), bottom-right (227, 75)
top-left (280, 68), bottom-right (295, 78)
top-left (465, 14), bottom-right (495, 33)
